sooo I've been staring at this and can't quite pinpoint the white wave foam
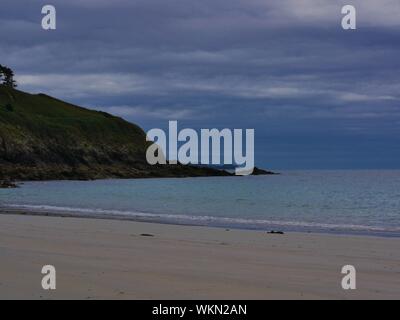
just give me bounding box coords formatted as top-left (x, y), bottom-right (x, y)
top-left (3, 203), bottom-right (400, 233)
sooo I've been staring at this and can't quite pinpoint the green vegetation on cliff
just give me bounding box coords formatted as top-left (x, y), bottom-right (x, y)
top-left (0, 86), bottom-right (230, 180)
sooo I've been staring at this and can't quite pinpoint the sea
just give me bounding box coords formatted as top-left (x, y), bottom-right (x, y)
top-left (1, 170), bottom-right (399, 237)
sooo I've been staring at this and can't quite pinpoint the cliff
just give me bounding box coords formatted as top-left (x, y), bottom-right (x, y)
top-left (0, 86), bottom-right (231, 180)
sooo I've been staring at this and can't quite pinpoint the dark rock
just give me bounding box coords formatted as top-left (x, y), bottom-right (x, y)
top-left (140, 233), bottom-right (155, 237)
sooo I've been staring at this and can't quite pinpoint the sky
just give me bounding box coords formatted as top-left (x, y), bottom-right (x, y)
top-left (1, 0), bottom-right (400, 169)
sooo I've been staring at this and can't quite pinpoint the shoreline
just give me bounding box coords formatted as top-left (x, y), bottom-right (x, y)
top-left (0, 212), bottom-right (399, 299)
top-left (1, 207), bottom-right (399, 239)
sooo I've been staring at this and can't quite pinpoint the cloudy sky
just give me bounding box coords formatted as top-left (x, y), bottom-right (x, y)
top-left (1, 0), bottom-right (400, 169)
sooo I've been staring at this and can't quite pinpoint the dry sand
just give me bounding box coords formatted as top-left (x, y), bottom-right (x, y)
top-left (0, 213), bottom-right (399, 300)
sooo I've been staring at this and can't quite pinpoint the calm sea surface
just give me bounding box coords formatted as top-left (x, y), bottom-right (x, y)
top-left (1, 170), bottom-right (400, 236)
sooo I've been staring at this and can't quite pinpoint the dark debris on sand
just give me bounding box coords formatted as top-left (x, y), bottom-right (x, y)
top-left (267, 231), bottom-right (285, 235)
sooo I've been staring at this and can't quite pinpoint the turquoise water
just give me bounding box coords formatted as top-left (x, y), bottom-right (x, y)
top-left (1, 171), bottom-right (400, 236)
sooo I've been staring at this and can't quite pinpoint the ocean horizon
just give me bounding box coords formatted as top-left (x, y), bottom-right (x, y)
top-left (1, 170), bottom-right (399, 237)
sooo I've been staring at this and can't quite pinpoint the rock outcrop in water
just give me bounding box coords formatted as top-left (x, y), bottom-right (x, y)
top-left (0, 180), bottom-right (18, 188)
top-left (0, 86), bottom-right (274, 181)
top-left (251, 167), bottom-right (277, 175)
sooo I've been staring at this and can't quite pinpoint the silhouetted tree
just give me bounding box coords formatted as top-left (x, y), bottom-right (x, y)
top-left (0, 64), bottom-right (17, 88)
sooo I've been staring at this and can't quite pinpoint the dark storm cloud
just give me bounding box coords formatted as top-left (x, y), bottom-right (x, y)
top-left (1, 0), bottom-right (400, 168)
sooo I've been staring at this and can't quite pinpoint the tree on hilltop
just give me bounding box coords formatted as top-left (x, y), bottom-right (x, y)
top-left (0, 64), bottom-right (17, 88)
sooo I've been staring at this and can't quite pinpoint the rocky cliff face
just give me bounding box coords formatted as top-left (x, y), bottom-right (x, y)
top-left (0, 86), bottom-right (230, 180)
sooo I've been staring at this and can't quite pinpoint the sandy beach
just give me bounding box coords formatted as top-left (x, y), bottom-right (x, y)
top-left (0, 212), bottom-right (399, 300)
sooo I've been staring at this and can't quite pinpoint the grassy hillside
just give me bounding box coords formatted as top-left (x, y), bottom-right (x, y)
top-left (0, 86), bottom-right (230, 180)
